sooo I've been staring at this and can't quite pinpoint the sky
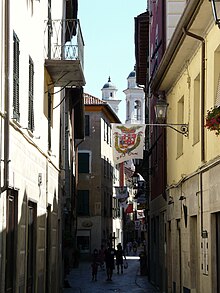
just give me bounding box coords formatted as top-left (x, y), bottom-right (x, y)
top-left (78, 1), bottom-right (147, 123)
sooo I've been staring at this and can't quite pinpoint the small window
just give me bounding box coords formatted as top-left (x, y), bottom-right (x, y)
top-left (85, 115), bottom-right (90, 136)
top-left (77, 190), bottom-right (89, 216)
top-left (78, 152), bottom-right (90, 173)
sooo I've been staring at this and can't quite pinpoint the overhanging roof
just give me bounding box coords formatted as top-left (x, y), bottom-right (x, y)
top-left (151, 0), bottom-right (213, 93)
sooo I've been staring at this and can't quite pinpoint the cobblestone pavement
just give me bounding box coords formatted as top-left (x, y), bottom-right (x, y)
top-left (63, 255), bottom-right (159, 293)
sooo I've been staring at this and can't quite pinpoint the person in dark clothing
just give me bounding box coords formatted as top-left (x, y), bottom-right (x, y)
top-left (91, 248), bottom-right (99, 281)
top-left (104, 243), bottom-right (116, 281)
top-left (115, 243), bottom-right (126, 274)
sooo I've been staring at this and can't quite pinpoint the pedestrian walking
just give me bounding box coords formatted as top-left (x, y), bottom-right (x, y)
top-left (104, 242), bottom-right (116, 281)
top-left (91, 248), bottom-right (99, 281)
top-left (115, 243), bottom-right (126, 274)
top-left (98, 244), bottom-right (105, 270)
top-left (133, 240), bottom-right (137, 255)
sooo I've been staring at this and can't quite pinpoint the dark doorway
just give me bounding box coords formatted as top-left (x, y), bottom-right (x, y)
top-left (46, 205), bottom-right (51, 292)
top-left (216, 213), bottom-right (220, 293)
top-left (5, 190), bottom-right (18, 293)
top-left (27, 201), bottom-right (37, 293)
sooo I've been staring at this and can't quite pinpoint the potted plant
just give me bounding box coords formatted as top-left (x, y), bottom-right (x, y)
top-left (204, 106), bottom-right (220, 136)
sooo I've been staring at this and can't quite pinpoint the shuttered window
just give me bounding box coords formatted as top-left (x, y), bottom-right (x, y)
top-left (77, 190), bottom-right (89, 216)
top-left (215, 73), bottom-right (220, 107)
top-left (28, 57), bottom-right (34, 131)
top-left (13, 32), bottom-right (20, 121)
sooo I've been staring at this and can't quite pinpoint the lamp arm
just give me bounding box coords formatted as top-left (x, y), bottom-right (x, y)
top-left (166, 124), bottom-right (188, 137)
top-left (145, 123), bottom-right (189, 137)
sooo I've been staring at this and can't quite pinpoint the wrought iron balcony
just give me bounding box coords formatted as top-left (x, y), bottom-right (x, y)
top-left (44, 19), bottom-right (85, 87)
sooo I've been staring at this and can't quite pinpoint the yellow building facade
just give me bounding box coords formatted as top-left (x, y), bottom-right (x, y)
top-left (151, 1), bottom-right (220, 292)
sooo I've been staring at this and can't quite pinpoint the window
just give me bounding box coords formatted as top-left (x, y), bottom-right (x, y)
top-left (134, 100), bottom-right (141, 120)
top-left (28, 57), bottom-right (34, 131)
top-left (85, 115), bottom-right (90, 136)
top-left (110, 126), bottom-right (112, 146)
top-left (48, 93), bottom-right (52, 151)
top-left (77, 190), bottom-right (89, 216)
top-left (104, 156), bottom-right (106, 177)
top-left (127, 101), bottom-right (130, 120)
top-left (177, 96), bottom-right (184, 158)
top-left (193, 74), bottom-right (200, 144)
top-left (13, 32), bottom-right (20, 121)
top-left (77, 230), bottom-right (90, 253)
top-left (214, 48), bottom-right (220, 106)
top-left (78, 152), bottom-right (90, 173)
top-left (112, 197), bottom-right (120, 218)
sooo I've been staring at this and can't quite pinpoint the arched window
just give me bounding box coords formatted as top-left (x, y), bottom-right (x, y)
top-left (134, 100), bottom-right (141, 120)
top-left (127, 101), bottom-right (130, 119)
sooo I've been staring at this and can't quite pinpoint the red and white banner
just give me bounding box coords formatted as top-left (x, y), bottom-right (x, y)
top-left (112, 124), bottom-right (146, 164)
top-left (137, 210), bottom-right (145, 219)
top-left (125, 203), bottom-right (133, 214)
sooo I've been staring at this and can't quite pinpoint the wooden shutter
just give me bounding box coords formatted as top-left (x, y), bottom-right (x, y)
top-left (13, 32), bottom-right (20, 121)
top-left (28, 57), bottom-right (34, 131)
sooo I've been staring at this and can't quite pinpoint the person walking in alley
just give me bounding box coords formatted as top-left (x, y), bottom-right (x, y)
top-left (104, 242), bottom-right (116, 281)
top-left (91, 248), bottom-right (99, 281)
top-left (115, 243), bottom-right (126, 274)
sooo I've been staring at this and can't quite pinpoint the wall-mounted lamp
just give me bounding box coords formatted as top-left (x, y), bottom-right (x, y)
top-left (209, 0), bottom-right (220, 28)
top-left (168, 196), bottom-right (174, 205)
top-left (147, 96), bottom-right (189, 137)
top-left (38, 173), bottom-right (42, 186)
top-left (131, 172), bottom-right (139, 188)
top-left (179, 195), bottom-right (186, 201)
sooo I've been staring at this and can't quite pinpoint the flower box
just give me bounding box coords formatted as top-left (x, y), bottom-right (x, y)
top-left (204, 106), bottom-right (220, 136)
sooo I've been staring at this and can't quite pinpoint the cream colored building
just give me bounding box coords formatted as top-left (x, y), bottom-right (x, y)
top-left (151, 1), bottom-right (220, 292)
top-left (0, 0), bottom-right (85, 292)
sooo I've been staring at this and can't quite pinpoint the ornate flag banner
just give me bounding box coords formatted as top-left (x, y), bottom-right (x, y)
top-left (112, 124), bottom-right (146, 164)
top-left (115, 186), bottom-right (128, 199)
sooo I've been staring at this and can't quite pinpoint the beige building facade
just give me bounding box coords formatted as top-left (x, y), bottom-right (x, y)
top-left (77, 94), bottom-right (121, 254)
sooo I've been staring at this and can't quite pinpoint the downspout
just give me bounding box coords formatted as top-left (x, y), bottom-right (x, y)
top-left (183, 28), bottom-right (205, 162)
top-left (1, 0), bottom-right (10, 193)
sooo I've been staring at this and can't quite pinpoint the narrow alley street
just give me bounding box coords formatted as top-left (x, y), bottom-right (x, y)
top-left (63, 255), bottom-right (159, 293)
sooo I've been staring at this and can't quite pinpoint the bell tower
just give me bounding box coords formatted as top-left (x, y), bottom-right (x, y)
top-left (101, 77), bottom-right (121, 115)
top-left (123, 68), bottom-right (145, 124)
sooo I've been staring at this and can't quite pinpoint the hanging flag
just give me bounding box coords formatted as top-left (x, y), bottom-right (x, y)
top-left (135, 220), bottom-right (141, 230)
top-left (125, 203), bottom-right (133, 214)
top-left (112, 124), bottom-right (146, 164)
top-left (118, 197), bottom-right (128, 209)
top-left (115, 186), bottom-right (128, 199)
top-left (136, 210), bottom-right (145, 219)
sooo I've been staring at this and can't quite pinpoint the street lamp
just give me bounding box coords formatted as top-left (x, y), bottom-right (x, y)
top-left (209, 0), bottom-right (220, 28)
top-left (154, 95), bottom-right (168, 124)
top-left (147, 95), bottom-right (189, 137)
top-left (131, 172), bottom-right (139, 188)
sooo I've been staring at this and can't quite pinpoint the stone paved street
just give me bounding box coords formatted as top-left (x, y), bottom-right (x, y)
top-left (63, 255), bottom-right (159, 293)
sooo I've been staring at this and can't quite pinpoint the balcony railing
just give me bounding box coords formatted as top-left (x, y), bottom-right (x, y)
top-left (44, 19), bottom-right (84, 68)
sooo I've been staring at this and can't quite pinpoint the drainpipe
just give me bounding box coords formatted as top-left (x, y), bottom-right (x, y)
top-left (183, 28), bottom-right (205, 162)
top-left (1, 0), bottom-right (10, 193)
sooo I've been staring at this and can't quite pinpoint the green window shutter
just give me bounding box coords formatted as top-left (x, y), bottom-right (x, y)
top-left (13, 32), bottom-right (20, 121)
top-left (28, 57), bottom-right (34, 131)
